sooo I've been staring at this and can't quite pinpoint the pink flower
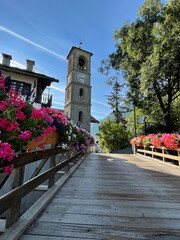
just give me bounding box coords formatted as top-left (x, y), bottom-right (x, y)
top-left (18, 130), bottom-right (32, 140)
top-left (15, 109), bottom-right (26, 120)
top-left (0, 143), bottom-right (17, 175)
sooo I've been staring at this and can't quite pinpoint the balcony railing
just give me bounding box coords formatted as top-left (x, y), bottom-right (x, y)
top-left (41, 93), bottom-right (52, 107)
top-left (35, 93), bottom-right (52, 107)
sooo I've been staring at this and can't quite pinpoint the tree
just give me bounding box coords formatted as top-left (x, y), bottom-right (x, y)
top-left (98, 117), bottom-right (129, 152)
top-left (126, 108), bottom-right (145, 137)
top-left (106, 77), bottom-right (127, 125)
top-left (100, 0), bottom-right (180, 132)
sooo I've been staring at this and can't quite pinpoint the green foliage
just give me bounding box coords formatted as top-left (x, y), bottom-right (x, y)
top-left (0, 89), bottom-right (7, 101)
top-left (126, 108), bottom-right (145, 137)
top-left (106, 78), bottom-right (127, 125)
top-left (100, 0), bottom-right (180, 132)
top-left (98, 117), bottom-right (129, 152)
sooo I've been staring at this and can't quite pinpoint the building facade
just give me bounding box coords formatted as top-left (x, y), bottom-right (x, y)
top-left (64, 47), bottom-right (92, 131)
top-left (0, 53), bottom-right (59, 108)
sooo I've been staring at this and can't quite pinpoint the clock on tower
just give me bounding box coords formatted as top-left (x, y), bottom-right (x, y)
top-left (64, 46), bottom-right (93, 132)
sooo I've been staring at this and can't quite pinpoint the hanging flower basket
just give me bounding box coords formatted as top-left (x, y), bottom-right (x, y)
top-left (27, 130), bottom-right (59, 149)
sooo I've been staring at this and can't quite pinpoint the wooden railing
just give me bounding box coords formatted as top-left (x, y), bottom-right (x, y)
top-left (134, 146), bottom-right (180, 166)
top-left (0, 147), bottom-right (84, 233)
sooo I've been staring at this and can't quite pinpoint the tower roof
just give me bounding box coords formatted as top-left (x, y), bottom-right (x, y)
top-left (67, 46), bottom-right (93, 60)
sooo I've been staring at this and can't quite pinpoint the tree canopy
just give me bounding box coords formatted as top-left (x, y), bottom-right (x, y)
top-left (100, 0), bottom-right (180, 132)
top-left (106, 77), bottom-right (127, 125)
top-left (98, 117), bottom-right (129, 152)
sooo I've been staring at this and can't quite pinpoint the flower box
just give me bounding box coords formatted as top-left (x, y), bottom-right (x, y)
top-left (27, 131), bottom-right (58, 149)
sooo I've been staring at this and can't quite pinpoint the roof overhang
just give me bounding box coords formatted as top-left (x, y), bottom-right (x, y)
top-left (0, 64), bottom-right (59, 83)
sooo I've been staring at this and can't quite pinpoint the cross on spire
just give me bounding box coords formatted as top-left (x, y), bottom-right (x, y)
top-left (79, 39), bottom-right (83, 48)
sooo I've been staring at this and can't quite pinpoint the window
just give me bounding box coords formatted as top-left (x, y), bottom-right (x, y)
top-left (10, 80), bottom-right (31, 96)
top-left (79, 111), bottom-right (83, 122)
top-left (67, 89), bottom-right (70, 101)
top-left (78, 57), bottom-right (86, 70)
top-left (68, 58), bottom-right (71, 73)
top-left (79, 88), bottom-right (84, 98)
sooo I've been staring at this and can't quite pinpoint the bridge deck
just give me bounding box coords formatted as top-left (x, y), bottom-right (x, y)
top-left (20, 153), bottom-right (180, 240)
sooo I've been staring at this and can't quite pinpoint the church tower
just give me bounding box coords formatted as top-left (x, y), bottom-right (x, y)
top-left (64, 46), bottom-right (92, 132)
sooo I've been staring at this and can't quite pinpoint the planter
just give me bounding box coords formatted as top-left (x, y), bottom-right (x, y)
top-left (27, 131), bottom-right (58, 149)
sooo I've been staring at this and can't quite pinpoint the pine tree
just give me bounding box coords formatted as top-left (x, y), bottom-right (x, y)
top-left (106, 78), bottom-right (127, 125)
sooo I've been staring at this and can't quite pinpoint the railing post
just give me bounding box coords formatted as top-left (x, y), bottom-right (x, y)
top-left (162, 147), bottom-right (165, 162)
top-left (48, 154), bottom-right (56, 188)
top-left (48, 145), bottom-right (56, 188)
top-left (65, 151), bottom-right (70, 172)
top-left (6, 166), bottom-right (25, 227)
top-left (144, 146), bottom-right (146, 156)
top-left (151, 146), bottom-right (154, 158)
top-left (133, 145), bottom-right (137, 154)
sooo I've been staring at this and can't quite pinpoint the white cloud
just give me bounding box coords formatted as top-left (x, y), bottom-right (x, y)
top-left (50, 85), bottom-right (65, 93)
top-left (52, 101), bottom-right (64, 106)
top-left (91, 110), bottom-right (108, 116)
top-left (0, 25), bottom-right (66, 61)
top-left (11, 60), bottom-right (26, 68)
top-left (92, 99), bottom-right (109, 107)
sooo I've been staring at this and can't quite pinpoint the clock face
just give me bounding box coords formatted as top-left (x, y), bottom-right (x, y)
top-left (76, 73), bottom-right (88, 84)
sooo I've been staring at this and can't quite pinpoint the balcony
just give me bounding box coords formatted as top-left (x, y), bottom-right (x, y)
top-left (40, 93), bottom-right (53, 107)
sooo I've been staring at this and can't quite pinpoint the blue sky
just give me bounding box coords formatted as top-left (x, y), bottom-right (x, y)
top-left (0, 0), bottom-right (165, 121)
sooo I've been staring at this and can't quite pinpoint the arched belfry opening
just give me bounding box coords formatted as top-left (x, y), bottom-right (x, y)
top-left (79, 111), bottom-right (83, 122)
top-left (79, 88), bottom-right (84, 98)
top-left (78, 56), bottom-right (86, 70)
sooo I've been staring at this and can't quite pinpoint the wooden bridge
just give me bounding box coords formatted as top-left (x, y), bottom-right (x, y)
top-left (1, 152), bottom-right (180, 240)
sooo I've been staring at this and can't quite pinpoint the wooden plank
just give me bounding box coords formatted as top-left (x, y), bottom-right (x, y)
top-left (10, 153), bottom-right (180, 239)
top-left (19, 222), bottom-right (154, 240)
top-left (6, 166), bottom-right (25, 227)
top-left (0, 152), bottom-right (81, 215)
top-left (0, 148), bottom-right (64, 168)
top-left (0, 172), bottom-right (9, 189)
top-left (65, 151), bottom-right (70, 172)
top-left (56, 153), bottom-right (65, 164)
top-left (30, 157), bottom-right (49, 179)
top-left (44, 202), bottom-right (180, 219)
top-left (34, 185), bottom-right (48, 192)
top-left (50, 197), bottom-right (180, 209)
top-left (137, 149), bottom-right (180, 161)
top-left (56, 170), bottom-right (65, 175)
top-left (136, 153), bottom-right (180, 168)
top-left (0, 219), bottom-right (6, 232)
top-left (48, 155), bottom-right (56, 188)
top-left (0, 154), bottom-right (86, 240)
top-left (36, 212), bottom-right (180, 230)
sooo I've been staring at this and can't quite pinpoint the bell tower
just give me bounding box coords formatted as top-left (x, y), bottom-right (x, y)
top-left (64, 46), bottom-right (92, 132)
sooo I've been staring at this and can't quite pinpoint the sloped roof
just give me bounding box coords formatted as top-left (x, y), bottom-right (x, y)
top-left (0, 64), bottom-right (59, 83)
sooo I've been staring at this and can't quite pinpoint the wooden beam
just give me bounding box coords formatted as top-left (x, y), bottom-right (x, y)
top-left (30, 157), bottom-right (49, 179)
top-left (0, 172), bottom-right (9, 189)
top-left (0, 148), bottom-right (64, 168)
top-left (137, 149), bottom-right (180, 162)
top-left (6, 166), bottom-right (25, 227)
top-left (56, 153), bottom-right (65, 164)
top-left (0, 219), bottom-right (6, 232)
top-left (48, 155), bottom-right (56, 188)
top-left (0, 152), bottom-right (81, 215)
top-left (34, 185), bottom-right (48, 192)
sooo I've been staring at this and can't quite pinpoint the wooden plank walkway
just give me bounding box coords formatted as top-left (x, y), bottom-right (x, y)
top-left (19, 153), bottom-right (180, 240)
